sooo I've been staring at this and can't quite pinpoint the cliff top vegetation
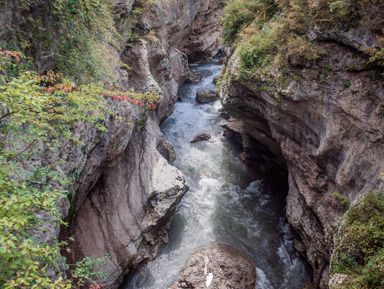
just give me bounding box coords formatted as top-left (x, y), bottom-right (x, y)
top-left (221, 0), bottom-right (384, 82)
top-left (0, 0), bottom-right (160, 287)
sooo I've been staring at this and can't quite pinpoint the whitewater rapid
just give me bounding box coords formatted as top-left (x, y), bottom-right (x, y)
top-left (122, 59), bottom-right (311, 289)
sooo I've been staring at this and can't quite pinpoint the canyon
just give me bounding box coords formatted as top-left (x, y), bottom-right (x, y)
top-left (1, 0), bottom-right (384, 288)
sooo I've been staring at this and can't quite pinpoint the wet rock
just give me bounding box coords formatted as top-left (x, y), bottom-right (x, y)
top-left (218, 108), bottom-right (230, 119)
top-left (196, 90), bottom-right (218, 103)
top-left (213, 75), bottom-right (219, 84)
top-left (190, 133), bottom-right (211, 143)
top-left (185, 70), bottom-right (203, 84)
top-left (169, 244), bottom-right (256, 289)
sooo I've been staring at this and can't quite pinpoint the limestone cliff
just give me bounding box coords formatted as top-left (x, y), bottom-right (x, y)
top-left (219, 1), bottom-right (384, 288)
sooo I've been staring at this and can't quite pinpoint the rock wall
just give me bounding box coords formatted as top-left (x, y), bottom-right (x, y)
top-left (57, 0), bottom-right (225, 288)
top-left (220, 29), bottom-right (384, 288)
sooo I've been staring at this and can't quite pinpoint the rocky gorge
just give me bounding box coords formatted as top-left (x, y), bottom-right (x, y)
top-left (56, 0), bottom-right (226, 287)
top-left (0, 0), bottom-right (224, 288)
top-left (1, 0), bottom-right (384, 288)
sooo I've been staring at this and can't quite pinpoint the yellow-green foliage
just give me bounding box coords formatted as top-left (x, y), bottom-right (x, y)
top-left (222, 0), bottom-right (384, 81)
top-left (332, 192), bottom-right (350, 212)
top-left (53, 0), bottom-right (123, 81)
top-left (0, 50), bottom-right (160, 288)
top-left (222, 0), bottom-right (278, 44)
top-left (331, 191), bottom-right (384, 288)
top-left (238, 22), bottom-right (284, 69)
top-left (0, 50), bottom-right (113, 288)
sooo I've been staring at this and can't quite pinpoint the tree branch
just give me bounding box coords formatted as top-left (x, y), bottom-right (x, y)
top-left (0, 111), bottom-right (17, 121)
top-left (1, 139), bottom-right (37, 166)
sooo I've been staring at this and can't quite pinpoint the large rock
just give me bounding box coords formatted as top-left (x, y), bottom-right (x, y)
top-left (190, 133), bottom-right (211, 143)
top-left (169, 244), bottom-right (256, 289)
top-left (60, 113), bottom-right (189, 289)
top-left (196, 90), bottom-right (218, 103)
top-left (185, 70), bottom-right (203, 84)
top-left (157, 136), bottom-right (177, 164)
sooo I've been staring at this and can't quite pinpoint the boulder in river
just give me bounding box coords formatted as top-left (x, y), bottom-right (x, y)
top-left (185, 70), bottom-right (203, 84)
top-left (196, 90), bottom-right (218, 103)
top-left (169, 244), bottom-right (256, 289)
top-left (190, 133), bottom-right (211, 143)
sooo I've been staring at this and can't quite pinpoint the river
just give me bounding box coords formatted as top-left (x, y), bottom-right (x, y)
top-left (122, 58), bottom-right (311, 289)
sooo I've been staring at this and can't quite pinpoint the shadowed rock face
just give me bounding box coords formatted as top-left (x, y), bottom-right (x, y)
top-left (169, 244), bottom-right (256, 289)
top-left (220, 33), bottom-right (384, 288)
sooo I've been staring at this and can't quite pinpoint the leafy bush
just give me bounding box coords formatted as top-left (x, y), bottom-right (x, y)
top-left (222, 0), bottom-right (383, 81)
top-left (53, 0), bottom-right (123, 81)
top-left (332, 192), bottom-right (350, 212)
top-left (0, 50), bottom-right (160, 288)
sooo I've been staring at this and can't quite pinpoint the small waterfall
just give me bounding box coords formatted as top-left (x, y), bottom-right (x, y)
top-left (122, 58), bottom-right (311, 289)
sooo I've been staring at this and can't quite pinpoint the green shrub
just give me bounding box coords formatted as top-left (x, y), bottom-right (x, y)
top-left (332, 192), bottom-right (350, 212)
top-left (0, 50), bottom-right (160, 288)
top-left (238, 21), bottom-right (284, 69)
top-left (361, 248), bottom-right (384, 288)
top-left (331, 191), bottom-right (384, 288)
top-left (222, 0), bottom-right (278, 44)
top-left (4, 0), bottom-right (131, 82)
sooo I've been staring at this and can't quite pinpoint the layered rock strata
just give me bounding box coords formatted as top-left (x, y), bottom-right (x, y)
top-left (220, 31), bottom-right (384, 288)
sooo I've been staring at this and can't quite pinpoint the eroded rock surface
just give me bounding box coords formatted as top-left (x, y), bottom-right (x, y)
top-left (169, 244), bottom-right (256, 289)
top-left (180, 0), bottom-right (224, 63)
top-left (65, 117), bottom-right (188, 289)
top-left (220, 30), bottom-right (384, 288)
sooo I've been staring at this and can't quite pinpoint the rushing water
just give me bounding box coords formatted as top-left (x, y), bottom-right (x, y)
top-left (122, 59), bottom-right (311, 289)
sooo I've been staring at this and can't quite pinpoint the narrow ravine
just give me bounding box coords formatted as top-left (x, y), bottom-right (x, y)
top-left (122, 59), bottom-right (312, 288)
